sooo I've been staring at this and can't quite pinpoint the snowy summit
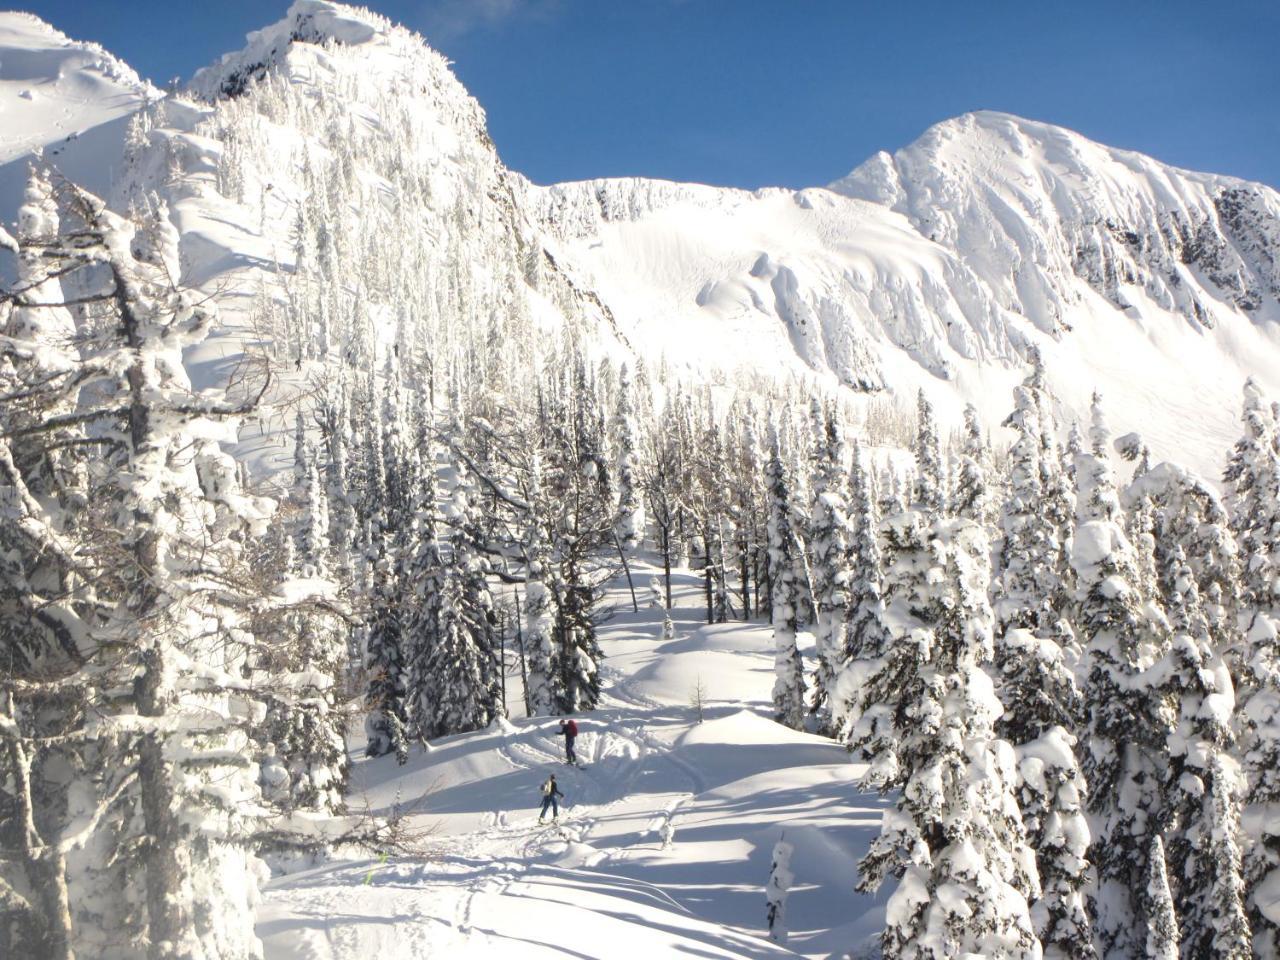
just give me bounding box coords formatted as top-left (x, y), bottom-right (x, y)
top-left (1, 3), bottom-right (1279, 960)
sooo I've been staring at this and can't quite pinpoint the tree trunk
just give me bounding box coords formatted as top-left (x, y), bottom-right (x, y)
top-left (136, 650), bottom-right (191, 960)
top-left (703, 527), bottom-right (714, 625)
top-left (613, 534), bottom-right (638, 613)
top-left (2, 728), bottom-right (75, 960)
top-left (515, 592), bottom-right (530, 716)
top-left (660, 524), bottom-right (673, 610)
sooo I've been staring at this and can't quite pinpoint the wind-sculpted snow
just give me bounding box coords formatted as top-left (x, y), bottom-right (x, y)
top-left (0, 13), bottom-right (156, 165)
top-left (833, 111), bottom-right (1280, 333)
top-left (535, 114), bottom-right (1280, 477)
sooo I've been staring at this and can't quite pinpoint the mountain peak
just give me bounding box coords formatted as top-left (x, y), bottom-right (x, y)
top-left (189, 1), bottom-right (396, 99)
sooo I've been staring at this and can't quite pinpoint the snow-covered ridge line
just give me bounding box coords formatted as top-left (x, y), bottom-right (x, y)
top-left (0, 11), bottom-right (158, 166)
top-left (527, 175), bottom-right (787, 241)
top-left (833, 110), bottom-right (1280, 334)
top-left (6, 0), bottom-right (1280, 480)
top-left (192, 0), bottom-right (408, 99)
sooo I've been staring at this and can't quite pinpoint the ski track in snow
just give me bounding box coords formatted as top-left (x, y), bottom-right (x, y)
top-left (260, 560), bottom-right (883, 959)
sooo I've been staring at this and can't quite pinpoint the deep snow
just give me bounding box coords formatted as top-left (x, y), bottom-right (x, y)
top-left (259, 559), bottom-right (888, 959)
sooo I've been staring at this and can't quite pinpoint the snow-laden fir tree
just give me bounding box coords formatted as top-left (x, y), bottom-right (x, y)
top-left (0, 167), bottom-right (87, 960)
top-left (1222, 379), bottom-right (1280, 954)
top-left (766, 834), bottom-right (794, 944)
top-left (613, 362), bottom-right (646, 551)
top-left (807, 402), bottom-right (853, 734)
top-left (1072, 393), bottom-right (1177, 958)
top-left (261, 443), bottom-right (349, 812)
top-left (407, 443), bottom-right (503, 738)
top-left (953, 403), bottom-right (991, 525)
top-left (692, 400), bottom-right (731, 624)
top-left (992, 385), bottom-right (1093, 958)
top-left (321, 367), bottom-right (359, 579)
top-left (833, 441), bottom-right (893, 748)
top-left (1122, 461), bottom-right (1252, 958)
top-left (914, 389), bottom-right (946, 519)
top-left (786, 407), bottom-right (817, 628)
top-left (2, 180), bottom-right (276, 959)
top-left (363, 515), bottom-right (408, 761)
top-left (522, 452), bottom-right (560, 716)
top-left (767, 423), bottom-right (806, 730)
top-left (1145, 835), bottom-right (1181, 960)
top-left (855, 514), bottom-right (1041, 959)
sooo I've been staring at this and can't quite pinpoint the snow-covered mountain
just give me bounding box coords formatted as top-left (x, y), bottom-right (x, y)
top-left (4, 0), bottom-right (1280, 479)
top-left (532, 114), bottom-right (1280, 477)
top-left (6, 7), bottom-right (1280, 958)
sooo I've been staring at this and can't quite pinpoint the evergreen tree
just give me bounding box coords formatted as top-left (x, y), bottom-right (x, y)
top-left (522, 454), bottom-right (560, 716)
top-left (363, 519), bottom-right (408, 761)
top-left (767, 425), bottom-right (805, 729)
top-left (613, 363), bottom-right (646, 550)
top-left (993, 385), bottom-right (1093, 958)
top-left (953, 403), bottom-right (990, 525)
top-left (834, 441), bottom-right (893, 748)
top-left (1223, 379), bottom-right (1280, 953)
top-left (262, 444), bottom-right (349, 812)
top-left (914, 390), bottom-right (946, 519)
top-left (1072, 393), bottom-right (1175, 957)
top-left (856, 516), bottom-right (1041, 959)
top-left (2, 181), bottom-right (276, 959)
top-left (408, 444), bottom-right (502, 738)
top-left (807, 403), bottom-right (852, 734)
top-left (1120, 460), bottom-right (1252, 957)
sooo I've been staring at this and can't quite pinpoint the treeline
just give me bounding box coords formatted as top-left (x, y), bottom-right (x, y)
top-left (777, 354), bottom-right (1277, 959)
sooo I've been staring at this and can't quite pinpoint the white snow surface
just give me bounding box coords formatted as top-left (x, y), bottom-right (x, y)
top-left (3, 3), bottom-right (1280, 480)
top-left (0, 12), bottom-right (155, 165)
top-left (261, 560), bottom-right (888, 959)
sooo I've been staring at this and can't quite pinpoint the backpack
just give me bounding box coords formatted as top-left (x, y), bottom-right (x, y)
top-left (565, 720), bottom-right (578, 737)
top-left (542, 779), bottom-right (554, 796)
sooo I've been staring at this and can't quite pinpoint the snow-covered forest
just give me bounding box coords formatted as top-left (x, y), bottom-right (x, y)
top-left (4, 2), bottom-right (1280, 958)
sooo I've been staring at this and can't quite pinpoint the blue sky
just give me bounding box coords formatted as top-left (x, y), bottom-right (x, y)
top-left (21, 0), bottom-right (1280, 189)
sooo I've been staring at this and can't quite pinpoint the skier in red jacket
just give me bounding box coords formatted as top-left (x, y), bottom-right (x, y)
top-left (559, 718), bottom-right (578, 764)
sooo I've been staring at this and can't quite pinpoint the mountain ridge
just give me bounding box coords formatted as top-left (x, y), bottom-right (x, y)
top-left (2, 1), bottom-right (1279, 481)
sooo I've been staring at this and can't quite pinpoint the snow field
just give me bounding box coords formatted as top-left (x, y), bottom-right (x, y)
top-left (261, 560), bottom-right (888, 959)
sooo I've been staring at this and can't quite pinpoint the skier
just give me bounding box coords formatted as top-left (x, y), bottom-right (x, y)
top-left (539, 773), bottom-right (564, 821)
top-left (559, 717), bottom-right (578, 764)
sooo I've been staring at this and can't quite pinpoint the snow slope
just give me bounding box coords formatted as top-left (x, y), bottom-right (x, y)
top-left (532, 113), bottom-right (1280, 477)
top-left (0, 12), bottom-right (156, 216)
top-left (4, 3), bottom-right (1280, 479)
top-left (260, 560), bottom-right (887, 959)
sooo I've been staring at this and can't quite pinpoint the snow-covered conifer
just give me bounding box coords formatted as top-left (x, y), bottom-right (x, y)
top-left (833, 442), bottom-right (893, 746)
top-left (767, 425), bottom-right (806, 729)
top-left (807, 403), bottom-right (852, 734)
top-left (953, 403), bottom-right (991, 525)
top-left (993, 386), bottom-right (1093, 957)
top-left (766, 835), bottom-right (793, 944)
top-left (613, 363), bottom-right (646, 550)
top-left (363, 519), bottom-right (408, 761)
top-left (1072, 393), bottom-right (1175, 957)
top-left (408, 445), bottom-right (502, 738)
top-left (913, 389), bottom-right (945, 518)
top-left (1141, 835), bottom-right (1180, 960)
top-left (857, 517), bottom-right (1041, 959)
top-left (2, 182), bottom-right (276, 958)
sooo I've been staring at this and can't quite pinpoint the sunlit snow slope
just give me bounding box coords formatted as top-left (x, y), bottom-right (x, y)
top-left (4, 1), bottom-right (1280, 479)
top-left (0, 12), bottom-right (155, 211)
top-left (260, 559), bottom-right (886, 960)
top-left (532, 112), bottom-right (1280, 477)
